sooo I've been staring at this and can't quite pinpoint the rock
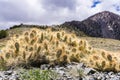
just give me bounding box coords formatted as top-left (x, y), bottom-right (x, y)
top-left (59, 67), bottom-right (65, 70)
top-left (9, 76), bottom-right (18, 80)
top-left (76, 63), bottom-right (84, 69)
top-left (68, 65), bottom-right (80, 77)
top-left (108, 72), bottom-right (114, 76)
top-left (1, 62), bottom-right (120, 80)
top-left (117, 72), bottom-right (120, 76)
top-left (110, 75), bottom-right (116, 78)
top-left (109, 77), bottom-right (120, 80)
top-left (4, 70), bottom-right (13, 75)
top-left (84, 68), bottom-right (96, 75)
top-left (0, 70), bottom-right (20, 80)
top-left (40, 64), bottom-right (50, 70)
top-left (97, 76), bottom-right (102, 80)
top-left (105, 74), bottom-right (110, 79)
top-left (58, 70), bottom-right (65, 75)
top-left (87, 76), bottom-right (96, 80)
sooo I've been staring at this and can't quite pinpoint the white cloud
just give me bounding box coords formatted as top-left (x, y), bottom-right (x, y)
top-left (75, 0), bottom-right (120, 20)
top-left (0, 0), bottom-right (120, 29)
top-left (96, 0), bottom-right (120, 13)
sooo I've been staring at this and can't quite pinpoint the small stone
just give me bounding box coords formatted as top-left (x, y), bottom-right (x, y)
top-left (110, 75), bottom-right (115, 78)
top-left (101, 77), bottom-right (106, 80)
top-left (59, 67), bottom-right (65, 70)
top-left (9, 76), bottom-right (19, 80)
top-left (84, 68), bottom-right (96, 75)
top-left (40, 64), bottom-right (48, 70)
top-left (69, 66), bottom-right (80, 77)
top-left (97, 76), bottom-right (102, 80)
top-left (4, 70), bottom-right (13, 75)
top-left (67, 76), bottom-right (73, 80)
top-left (0, 77), bottom-right (3, 80)
top-left (58, 70), bottom-right (65, 75)
top-left (88, 76), bottom-right (96, 80)
top-left (109, 77), bottom-right (120, 80)
top-left (76, 63), bottom-right (84, 69)
top-left (117, 72), bottom-right (120, 76)
top-left (108, 72), bottom-right (114, 76)
top-left (66, 65), bottom-right (73, 69)
top-left (103, 73), bottom-right (109, 79)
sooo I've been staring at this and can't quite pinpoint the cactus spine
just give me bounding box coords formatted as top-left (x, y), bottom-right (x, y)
top-left (0, 28), bottom-right (120, 72)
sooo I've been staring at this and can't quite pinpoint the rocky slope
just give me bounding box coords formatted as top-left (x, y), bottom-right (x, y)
top-left (1, 63), bottom-right (120, 80)
top-left (62, 11), bottom-right (120, 40)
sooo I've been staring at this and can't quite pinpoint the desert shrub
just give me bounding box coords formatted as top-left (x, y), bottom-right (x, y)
top-left (19, 68), bottom-right (58, 80)
top-left (77, 68), bottom-right (85, 79)
top-left (0, 30), bottom-right (8, 39)
top-left (10, 24), bottom-right (23, 29)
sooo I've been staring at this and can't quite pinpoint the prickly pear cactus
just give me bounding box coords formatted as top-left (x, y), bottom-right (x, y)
top-left (0, 28), bottom-right (120, 72)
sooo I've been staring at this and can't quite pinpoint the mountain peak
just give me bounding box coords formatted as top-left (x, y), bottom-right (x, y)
top-left (88, 11), bottom-right (120, 22)
top-left (62, 11), bottom-right (120, 40)
top-left (99, 11), bottom-right (113, 14)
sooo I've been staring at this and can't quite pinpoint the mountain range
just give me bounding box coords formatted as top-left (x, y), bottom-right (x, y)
top-left (62, 11), bottom-right (120, 40)
top-left (8, 11), bottom-right (120, 40)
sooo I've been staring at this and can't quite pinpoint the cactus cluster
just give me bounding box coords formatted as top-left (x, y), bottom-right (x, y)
top-left (0, 28), bottom-right (120, 72)
top-left (85, 49), bottom-right (120, 72)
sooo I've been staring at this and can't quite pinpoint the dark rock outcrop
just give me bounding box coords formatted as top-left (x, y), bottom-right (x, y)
top-left (62, 11), bottom-right (120, 40)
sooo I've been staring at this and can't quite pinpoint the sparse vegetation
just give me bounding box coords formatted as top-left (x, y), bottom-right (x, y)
top-left (81, 37), bottom-right (120, 52)
top-left (19, 68), bottom-right (58, 80)
top-left (77, 68), bottom-right (85, 79)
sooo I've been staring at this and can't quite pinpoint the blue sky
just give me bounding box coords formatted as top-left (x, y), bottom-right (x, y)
top-left (91, 0), bottom-right (101, 8)
top-left (0, 0), bottom-right (120, 29)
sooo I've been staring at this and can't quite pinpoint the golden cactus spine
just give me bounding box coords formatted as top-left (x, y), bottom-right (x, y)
top-left (0, 28), bottom-right (120, 72)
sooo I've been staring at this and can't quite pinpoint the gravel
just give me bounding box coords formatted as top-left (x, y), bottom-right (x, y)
top-left (0, 62), bottom-right (120, 80)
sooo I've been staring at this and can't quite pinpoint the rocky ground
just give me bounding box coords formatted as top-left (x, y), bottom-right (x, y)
top-left (0, 62), bottom-right (120, 80)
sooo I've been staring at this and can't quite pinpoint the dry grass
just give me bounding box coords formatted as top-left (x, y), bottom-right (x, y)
top-left (81, 37), bottom-right (120, 52)
top-left (8, 27), bottom-right (31, 37)
top-left (0, 27), bottom-right (31, 50)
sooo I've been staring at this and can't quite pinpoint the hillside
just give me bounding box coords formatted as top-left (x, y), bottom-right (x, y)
top-left (62, 11), bottom-right (120, 40)
top-left (0, 27), bottom-right (120, 52)
top-left (0, 25), bottom-right (120, 80)
top-left (1, 27), bottom-right (120, 72)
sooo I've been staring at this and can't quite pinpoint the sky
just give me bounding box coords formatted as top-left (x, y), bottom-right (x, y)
top-left (0, 0), bottom-right (120, 29)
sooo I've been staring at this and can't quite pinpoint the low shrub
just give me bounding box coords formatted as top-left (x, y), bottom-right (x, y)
top-left (0, 30), bottom-right (8, 39)
top-left (19, 68), bottom-right (58, 80)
